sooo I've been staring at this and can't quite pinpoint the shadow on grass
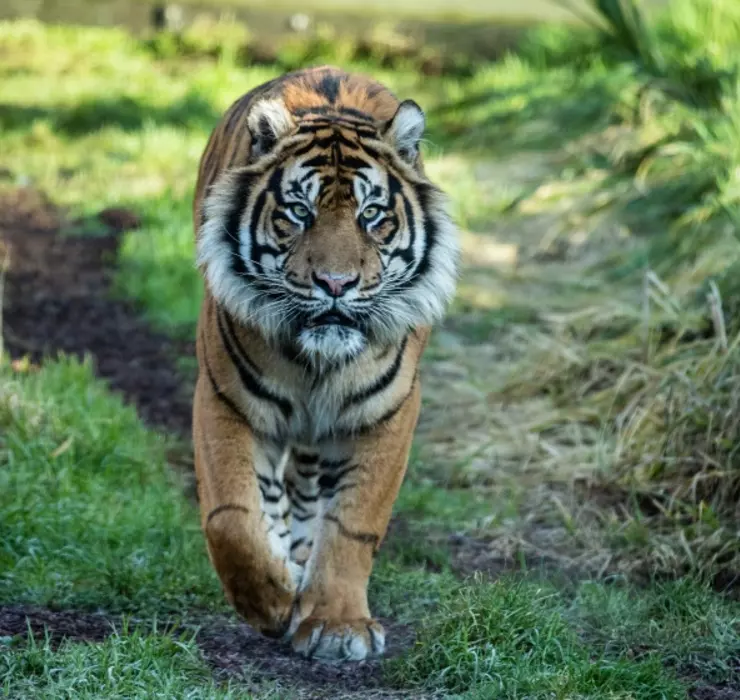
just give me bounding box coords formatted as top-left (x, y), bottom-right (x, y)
top-left (0, 91), bottom-right (219, 136)
top-left (426, 74), bottom-right (624, 156)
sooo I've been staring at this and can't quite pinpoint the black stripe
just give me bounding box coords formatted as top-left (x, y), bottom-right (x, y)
top-left (290, 537), bottom-right (306, 551)
top-left (289, 484), bottom-right (320, 503)
top-left (294, 451), bottom-right (318, 465)
top-left (217, 310), bottom-right (293, 419)
top-left (297, 121), bottom-right (332, 134)
top-left (342, 337), bottom-right (407, 410)
top-left (295, 467), bottom-right (317, 480)
top-left (203, 353), bottom-right (251, 427)
top-left (318, 464), bottom-right (360, 492)
top-left (293, 511), bottom-right (314, 522)
top-left (352, 170), bottom-right (371, 185)
top-left (334, 130), bottom-right (360, 150)
top-left (247, 189), bottom-right (270, 274)
top-left (206, 503), bottom-right (249, 525)
top-left (390, 172), bottom-right (417, 265)
top-left (348, 373), bottom-right (418, 438)
top-left (339, 155), bottom-right (372, 170)
top-left (293, 105), bottom-right (375, 123)
top-left (320, 458), bottom-right (350, 469)
top-left (295, 135), bottom-right (335, 152)
top-left (336, 106), bottom-right (375, 122)
top-left (410, 182), bottom-right (438, 280)
top-left (286, 491), bottom-right (312, 515)
top-left (292, 139), bottom-right (322, 157)
top-left (225, 171), bottom-right (257, 279)
top-left (260, 489), bottom-right (283, 504)
top-left (322, 482), bottom-right (359, 499)
top-left (323, 514), bottom-right (379, 547)
top-left (356, 141), bottom-right (382, 160)
top-left (301, 154), bottom-right (331, 168)
top-left (257, 474), bottom-right (280, 490)
top-left (380, 215), bottom-right (400, 245)
top-left (399, 182), bottom-right (440, 288)
top-left (295, 118), bottom-right (372, 136)
top-left (316, 73), bottom-right (341, 103)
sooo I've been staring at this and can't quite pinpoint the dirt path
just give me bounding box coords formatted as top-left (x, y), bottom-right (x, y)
top-left (0, 604), bottom-right (419, 699)
top-left (1, 187), bottom-right (193, 437)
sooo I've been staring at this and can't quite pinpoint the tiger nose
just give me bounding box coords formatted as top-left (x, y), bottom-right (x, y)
top-left (312, 271), bottom-right (360, 297)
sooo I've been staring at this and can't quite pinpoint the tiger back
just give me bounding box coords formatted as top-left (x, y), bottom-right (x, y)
top-left (192, 66), bottom-right (458, 662)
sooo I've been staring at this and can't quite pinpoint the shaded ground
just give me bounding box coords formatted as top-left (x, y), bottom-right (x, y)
top-left (0, 187), bottom-right (193, 437)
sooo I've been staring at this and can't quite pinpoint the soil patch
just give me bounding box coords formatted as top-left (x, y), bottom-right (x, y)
top-left (691, 683), bottom-right (740, 700)
top-left (195, 615), bottom-right (416, 697)
top-left (0, 187), bottom-right (193, 437)
top-left (0, 605), bottom-right (118, 645)
top-left (0, 604), bottom-right (420, 699)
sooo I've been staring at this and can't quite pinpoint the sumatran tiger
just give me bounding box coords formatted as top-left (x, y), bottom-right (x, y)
top-left (192, 66), bottom-right (459, 662)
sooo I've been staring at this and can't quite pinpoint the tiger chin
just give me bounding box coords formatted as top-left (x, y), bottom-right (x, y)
top-left (192, 66), bottom-right (459, 662)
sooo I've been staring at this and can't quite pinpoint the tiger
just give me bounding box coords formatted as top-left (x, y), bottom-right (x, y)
top-left (192, 65), bottom-right (458, 662)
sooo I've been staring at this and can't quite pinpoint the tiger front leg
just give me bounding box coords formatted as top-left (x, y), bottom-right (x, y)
top-left (193, 375), bottom-right (300, 637)
top-left (289, 382), bottom-right (420, 661)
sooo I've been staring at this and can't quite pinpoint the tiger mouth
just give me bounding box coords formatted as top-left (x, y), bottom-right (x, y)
top-left (304, 310), bottom-right (359, 330)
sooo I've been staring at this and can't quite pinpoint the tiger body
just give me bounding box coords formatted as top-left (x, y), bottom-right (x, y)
top-left (192, 66), bottom-right (458, 661)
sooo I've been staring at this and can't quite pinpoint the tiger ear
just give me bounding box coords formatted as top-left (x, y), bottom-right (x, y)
top-left (384, 99), bottom-right (425, 164)
top-left (247, 99), bottom-right (295, 157)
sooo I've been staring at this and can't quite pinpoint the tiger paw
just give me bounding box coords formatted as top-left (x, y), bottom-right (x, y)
top-left (291, 617), bottom-right (385, 661)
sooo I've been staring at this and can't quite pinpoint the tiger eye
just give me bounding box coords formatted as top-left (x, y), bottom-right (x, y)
top-left (361, 206), bottom-right (379, 220)
top-left (291, 204), bottom-right (310, 219)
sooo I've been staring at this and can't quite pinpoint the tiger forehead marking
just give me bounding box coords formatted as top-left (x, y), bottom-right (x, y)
top-left (197, 67), bottom-right (459, 364)
top-left (280, 115), bottom-right (387, 205)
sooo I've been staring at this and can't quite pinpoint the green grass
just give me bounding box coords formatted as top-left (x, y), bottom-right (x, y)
top-left (573, 579), bottom-right (740, 684)
top-left (383, 573), bottom-right (738, 696)
top-left (0, 358), bottom-right (221, 613)
top-left (388, 577), bottom-right (687, 698)
top-left (116, 194), bottom-right (202, 337)
top-left (3, 2), bottom-right (740, 696)
top-left (0, 628), bottom-right (266, 699)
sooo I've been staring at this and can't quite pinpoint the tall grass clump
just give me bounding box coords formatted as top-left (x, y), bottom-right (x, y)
top-left (491, 0), bottom-right (740, 581)
top-left (499, 263), bottom-right (740, 577)
top-left (387, 576), bottom-right (685, 698)
top-left (540, 0), bottom-right (734, 106)
top-left (471, 0), bottom-right (740, 580)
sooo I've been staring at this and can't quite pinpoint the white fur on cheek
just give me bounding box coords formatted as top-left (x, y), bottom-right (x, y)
top-left (404, 186), bottom-right (459, 327)
top-left (196, 170), bottom-right (285, 340)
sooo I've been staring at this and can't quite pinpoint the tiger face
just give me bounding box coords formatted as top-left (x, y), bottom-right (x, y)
top-left (198, 86), bottom-right (458, 363)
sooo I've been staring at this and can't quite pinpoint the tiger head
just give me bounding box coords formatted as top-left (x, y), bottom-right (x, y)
top-left (198, 69), bottom-right (459, 363)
